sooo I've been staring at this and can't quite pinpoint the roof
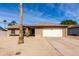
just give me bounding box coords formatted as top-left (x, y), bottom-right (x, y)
top-left (27, 24), bottom-right (68, 28)
top-left (7, 24), bottom-right (68, 29)
top-left (68, 25), bottom-right (79, 28)
top-left (7, 25), bottom-right (19, 30)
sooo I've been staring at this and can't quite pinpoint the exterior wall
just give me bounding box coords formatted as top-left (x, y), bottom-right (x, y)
top-left (8, 30), bottom-right (19, 36)
top-left (0, 30), bottom-right (9, 38)
top-left (15, 30), bottom-right (19, 35)
top-left (35, 27), bottom-right (67, 37)
top-left (35, 28), bottom-right (42, 37)
top-left (7, 30), bottom-right (11, 36)
top-left (62, 28), bottom-right (67, 37)
top-left (66, 28), bottom-right (68, 37)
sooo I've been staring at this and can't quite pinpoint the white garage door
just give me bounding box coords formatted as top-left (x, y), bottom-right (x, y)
top-left (43, 28), bottom-right (63, 37)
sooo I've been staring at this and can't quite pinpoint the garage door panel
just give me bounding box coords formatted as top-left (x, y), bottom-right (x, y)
top-left (43, 29), bottom-right (63, 37)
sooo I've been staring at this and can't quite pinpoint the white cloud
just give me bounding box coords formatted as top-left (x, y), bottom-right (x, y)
top-left (65, 10), bottom-right (77, 17)
top-left (23, 12), bottom-right (60, 25)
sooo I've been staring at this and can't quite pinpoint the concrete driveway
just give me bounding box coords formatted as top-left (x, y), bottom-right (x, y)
top-left (47, 37), bottom-right (79, 56)
top-left (0, 36), bottom-right (79, 56)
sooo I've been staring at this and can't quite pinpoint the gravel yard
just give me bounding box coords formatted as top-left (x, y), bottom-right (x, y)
top-left (0, 31), bottom-right (79, 56)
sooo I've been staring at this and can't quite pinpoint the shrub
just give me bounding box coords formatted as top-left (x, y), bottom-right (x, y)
top-left (25, 28), bottom-right (30, 37)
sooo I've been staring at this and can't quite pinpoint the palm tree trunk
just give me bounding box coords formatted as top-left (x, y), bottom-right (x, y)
top-left (18, 3), bottom-right (24, 44)
top-left (4, 22), bottom-right (6, 29)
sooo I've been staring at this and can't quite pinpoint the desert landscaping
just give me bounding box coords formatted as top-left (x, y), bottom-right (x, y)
top-left (0, 31), bottom-right (79, 56)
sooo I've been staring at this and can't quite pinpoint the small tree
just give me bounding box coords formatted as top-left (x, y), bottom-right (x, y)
top-left (60, 19), bottom-right (77, 25)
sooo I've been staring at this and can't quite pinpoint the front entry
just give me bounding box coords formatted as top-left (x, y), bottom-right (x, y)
top-left (30, 28), bottom-right (35, 36)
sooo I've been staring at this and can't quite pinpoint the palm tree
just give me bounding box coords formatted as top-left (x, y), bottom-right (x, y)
top-left (18, 3), bottom-right (24, 44)
top-left (3, 20), bottom-right (7, 29)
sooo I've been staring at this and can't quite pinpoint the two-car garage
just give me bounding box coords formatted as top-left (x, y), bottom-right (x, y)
top-left (34, 24), bottom-right (68, 37)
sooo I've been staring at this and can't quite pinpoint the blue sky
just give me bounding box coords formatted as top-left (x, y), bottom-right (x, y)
top-left (0, 3), bottom-right (79, 27)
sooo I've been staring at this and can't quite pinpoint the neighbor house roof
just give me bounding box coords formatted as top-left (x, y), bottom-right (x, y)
top-left (7, 25), bottom-right (19, 30)
top-left (0, 26), bottom-right (6, 31)
top-left (68, 25), bottom-right (79, 28)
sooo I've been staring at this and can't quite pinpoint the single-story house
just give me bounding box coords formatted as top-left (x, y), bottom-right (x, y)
top-left (7, 25), bottom-right (19, 36)
top-left (68, 25), bottom-right (79, 36)
top-left (7, 24), bottom-right (68, 37)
